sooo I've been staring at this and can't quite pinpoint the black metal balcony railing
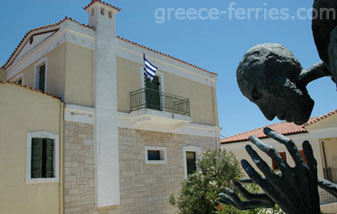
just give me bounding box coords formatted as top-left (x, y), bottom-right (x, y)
top-left (130, 88), bottom-right (190, 116)
top-left (323, 167), bottom-right (337, 183)
top-left (319, 188), bottom-right (337, 205)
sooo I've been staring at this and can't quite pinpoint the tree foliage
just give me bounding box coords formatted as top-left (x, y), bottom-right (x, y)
top-left (170, 149), bottom-right (243, 214)
top-left (169, 149), bottom-right (284, 214)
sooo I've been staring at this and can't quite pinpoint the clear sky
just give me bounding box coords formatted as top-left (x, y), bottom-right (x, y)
top-left (1, 0), bottom-right (336, 138)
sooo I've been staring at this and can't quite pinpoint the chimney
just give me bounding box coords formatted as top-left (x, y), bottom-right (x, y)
top-left (84, 0), bottom-right (120, 37)
top-left (84, 0), bottom-right (121, 209)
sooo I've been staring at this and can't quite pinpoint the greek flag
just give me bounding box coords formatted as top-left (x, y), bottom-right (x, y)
top-left (144, 54), bottom-right (158, 81)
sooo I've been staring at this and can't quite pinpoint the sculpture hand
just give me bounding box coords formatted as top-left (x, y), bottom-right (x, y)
top-left (219, 181), bottom-right (275, 210)
top-left (242, 127), bottom-right (320, 214)
top-left (318, 177), bottom-right (337, 197)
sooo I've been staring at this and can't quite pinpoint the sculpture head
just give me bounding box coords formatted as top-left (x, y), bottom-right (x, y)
top-left (237, 44), bottom-right (314, 125)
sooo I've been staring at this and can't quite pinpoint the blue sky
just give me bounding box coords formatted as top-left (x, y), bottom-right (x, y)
top-left (1, 0), bottom-right (336, 138)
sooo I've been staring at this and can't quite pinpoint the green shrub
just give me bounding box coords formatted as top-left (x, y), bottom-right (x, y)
top-left (169, 149), bottom-right (243, 214)
top-left (169, 149), bottom-right (283, 214)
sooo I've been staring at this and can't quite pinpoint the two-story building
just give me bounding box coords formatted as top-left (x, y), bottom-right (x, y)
top-left (0, 1), bottom-right (220, 214)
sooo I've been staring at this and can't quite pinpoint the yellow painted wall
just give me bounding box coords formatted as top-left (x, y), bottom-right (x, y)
top-left (164, 72), bottom-right (217, 126)
top-left (7, 43), bottom-right (66, 99)
top-left (0, 83), bottom-right (61, 214)
top-left (64, 43), bottom-right (94, 107)
top-left (117, 57), bottom-right (217, 126)
top-left (117, 57), bottom-right (142, 112)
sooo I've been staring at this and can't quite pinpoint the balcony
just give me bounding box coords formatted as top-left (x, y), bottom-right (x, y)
top-left (130, 88), bottom-right (190, 116)
top-left (123, 88), bottom-right (192, 130)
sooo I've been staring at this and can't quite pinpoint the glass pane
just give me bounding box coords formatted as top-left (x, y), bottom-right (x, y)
top-left (39, 65), bottom-right (46, 92)
top-left (186, 152), bottom-right (197, 175)
top-left (148, 150), bottom-right (161, 160)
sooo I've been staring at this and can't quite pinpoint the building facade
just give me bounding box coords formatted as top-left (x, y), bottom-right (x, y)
top-left (0, 1), bottom-right (220, 214)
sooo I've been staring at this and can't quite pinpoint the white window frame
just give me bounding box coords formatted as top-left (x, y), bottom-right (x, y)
top-left (34, 57), bottom-right (48, 92)
top-left (145, 146), bottom-right (167, 165)
top-left (26, 131), bottom-right (59, 184)
top-left (13, 73), bottom-right (24, 85)
top-left (140, 66), bottom-right (165, 109)
top-left (183, 146), bottom-right (201, 179)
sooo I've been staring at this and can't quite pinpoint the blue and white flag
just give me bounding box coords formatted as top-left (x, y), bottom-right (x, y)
top-left (144, 54), bottom-right (158, 81)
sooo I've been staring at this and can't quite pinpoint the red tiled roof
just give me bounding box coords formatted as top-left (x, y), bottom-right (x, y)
top-left (2, 17), bottom-right (93, 69)
top-left (84, 0), bottom-right (121, 11)
top-left (0, 81), bottom-right (61, 100)
top-left (221, 109), bottom-right (337, 144)
top-left (117, 36), bottom-right (218, 76)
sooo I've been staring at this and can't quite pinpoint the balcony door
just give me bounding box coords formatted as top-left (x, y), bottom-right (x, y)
top-left (145, 76), bottom-right (161, 110)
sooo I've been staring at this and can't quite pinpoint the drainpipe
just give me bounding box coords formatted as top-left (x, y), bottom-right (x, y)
top-left (59, 102), bottom-right (64, 214)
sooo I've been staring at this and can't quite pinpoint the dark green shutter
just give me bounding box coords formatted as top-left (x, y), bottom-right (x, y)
top-left (31, 138), bottom-right (43, 178)
top-left (39, 65), bottom-right (46, 92)
top-left (145, 76), bottom-right (161, 110)
top-left (45, 139), bottom-right (54, 178)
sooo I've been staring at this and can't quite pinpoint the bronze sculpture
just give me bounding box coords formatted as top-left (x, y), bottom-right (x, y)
top-left (220, 0), bottom-right (337, 213)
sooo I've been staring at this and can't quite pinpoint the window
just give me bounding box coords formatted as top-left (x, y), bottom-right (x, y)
top-left (101, 7), bottom-right (105, 15)
top-left (272, 150), bottom-right (307, 170)
top-left (108, 11), bottom-right (112, 19)
top-left (26, 131), bottom-right (59, 183)
top-left (183, 146), bottom-right (201, 178)
top-left (36, 64), bottom-right (46, 92)
top-left (186, 152), bottom-right (197, 176)
top-left (145, 146), bottom-right (167, 164)
top-left (31, 138), bottom-right (54, 178)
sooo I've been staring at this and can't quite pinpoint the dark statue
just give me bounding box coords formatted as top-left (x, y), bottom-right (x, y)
top-left (219, 0), bottom-right (337, 213)
top-left (219, 128), bottom-right (337, 213)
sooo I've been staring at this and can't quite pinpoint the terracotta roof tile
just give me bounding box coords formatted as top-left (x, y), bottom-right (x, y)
top-left (222, 109), bottom-right (337, 144)
top-left (2, 17), bottom-right (93, 69)
top-left (117, 36), bottom-right (218, 76)
top-left (0, 81), bottom-right (61, 101)
top-left (221, 121), bottom-right (308, 144)
top-left (304, 109), bottom-right (337, 126)
top-left (84, 0), bottom-right (121, 11)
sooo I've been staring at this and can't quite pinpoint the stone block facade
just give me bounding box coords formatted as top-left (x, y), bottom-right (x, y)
top-left (64, 121), bottom-right (218, 214)
top-left (64, 121), bottom-right (96, 214)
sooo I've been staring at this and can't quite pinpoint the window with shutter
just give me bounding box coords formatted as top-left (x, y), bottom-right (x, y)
top-left (30, 138), bottom-right (54, 179)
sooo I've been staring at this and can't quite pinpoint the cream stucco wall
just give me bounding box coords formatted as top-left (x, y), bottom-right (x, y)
top-left (7, 43), bottom-right (66, 99)
top-left (117, 57), bottom-right (218, 126)
top-left (64, 43), bottom-right (94, 107)
top-left (117, 57), bottom-right (142, 113)
top-left (221, 133), bottom-right (325, 178)
top-left (0, 83), bottom-right (61, 214)
top-left (306, 114), bottom-right (337, 130)
top-left (6, 42), bottom-right (94, 108)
